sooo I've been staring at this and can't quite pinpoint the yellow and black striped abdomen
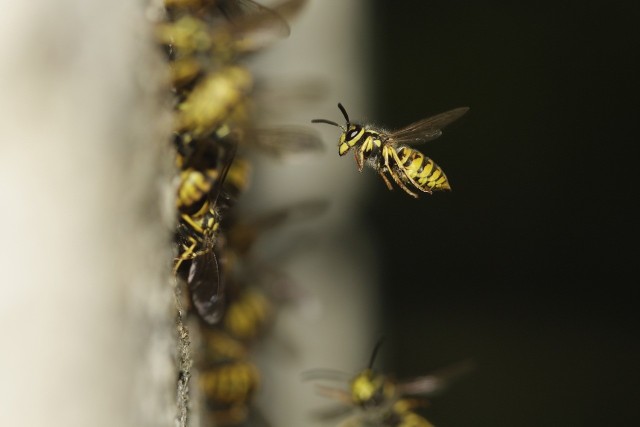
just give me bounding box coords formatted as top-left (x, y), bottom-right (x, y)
top-left (200, 360), bottom-right (260, 404)
top-left (223, 288), bottom-right (272, 342)
top-left (177, 168), bottom-right (216, 216)
top-left (395, 146), bottom-right (450, 192)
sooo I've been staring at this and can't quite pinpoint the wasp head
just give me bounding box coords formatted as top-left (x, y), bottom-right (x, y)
top-left (312, 103), bottom-right (363, 156)
top-left (350, 369), bottom-right (395, 409)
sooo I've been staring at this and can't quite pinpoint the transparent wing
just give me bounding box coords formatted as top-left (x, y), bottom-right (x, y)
top-left (208, 140), bottom-right (237, 206)
top-left (388, 107), bottom-right (469, 146)
top-left (188, 249), bottom-right (225, 324)
top-left (252, 126), bottom-right (324, 157)
top-left (395, 359), bottom-right (474, 396)
top-left (217, 0), bottom-right (307, 38)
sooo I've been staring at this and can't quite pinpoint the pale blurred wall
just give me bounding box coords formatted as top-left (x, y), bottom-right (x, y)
top-left (0, 1), bottom-right (175, 426)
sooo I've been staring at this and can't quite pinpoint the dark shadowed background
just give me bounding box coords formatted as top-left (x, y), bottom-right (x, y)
top-left (366, 2), bottom-right (639, 426)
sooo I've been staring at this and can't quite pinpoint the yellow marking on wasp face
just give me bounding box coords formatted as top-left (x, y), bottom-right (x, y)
top-left (339, 142), bottom-right (350, 155)
top-left (351, 371), bottom-right (379, 403)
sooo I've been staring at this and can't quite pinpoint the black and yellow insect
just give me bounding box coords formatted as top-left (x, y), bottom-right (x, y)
top-left (377, 399), bottom-right (435, 427)
top-left (158, 0), bottom-right (307, 90)
top-left (176, 139), bottom-right (251, 215)
top-left (174, 142), bottom-right (237, 324)
top-left (304, 341), bottom-right (472, 427)
top-left (312, 103), bottom-right (469, 198)
top-left (198, 328), bottom-right (261, 426)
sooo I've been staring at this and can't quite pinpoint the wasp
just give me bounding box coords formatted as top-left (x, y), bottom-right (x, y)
top-left (175, 65), bottom-right (253, 139)
top-left (304, 341), bottom-right (473, 427)
top-left (176, 137), bottom-right (252, 215)
top-left (197, 328), bottom-right (262, 426)
top-left (158, 0), bottom-right (307, 89)
top-left (174, 142), bottom-right (237, 324)
top-left (377, 399), bottom-right (435, 427)
top-left (312, 103), bottom-right (469, 198)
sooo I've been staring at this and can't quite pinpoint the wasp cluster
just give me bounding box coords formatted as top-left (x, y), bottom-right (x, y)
top-left (155, 0), bottom-right (324, 426)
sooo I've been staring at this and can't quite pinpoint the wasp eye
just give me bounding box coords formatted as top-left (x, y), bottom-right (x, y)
top-left (347, 128), bottom-right (360, 140)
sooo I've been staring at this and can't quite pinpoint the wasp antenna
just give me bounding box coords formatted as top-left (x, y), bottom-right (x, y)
top-left (311, 119), bottom-right (346, 131)
top-left (368, 337), bottom-right (385, 370)
top-left (311, 118), bottom-right (340, 127)
top-left (337, 102), bottom-right (350, 125)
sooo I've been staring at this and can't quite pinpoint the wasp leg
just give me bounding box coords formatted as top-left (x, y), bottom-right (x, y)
top-left (173, 240), bottom-right (197, 275)
top-left (388, 167), bottom-right (419, 198)
top-left (354, 148), bottom-right (364, 172)
top-left (388, 147), bottom-right (432, 195)
top-left (382, 148), bottom-right (418, 198)
top-left (378, 169), bottom-right (394, 191)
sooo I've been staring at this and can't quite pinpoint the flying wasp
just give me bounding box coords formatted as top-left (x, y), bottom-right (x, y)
top-left (312, 104), bottom-right (469, 198)
top-left (304, 341), bottom-right (473, 426)
top-left (174, 142), bottom-right (237, 324)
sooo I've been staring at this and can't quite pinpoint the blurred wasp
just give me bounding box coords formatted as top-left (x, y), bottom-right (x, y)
top-left (377, 399), bottom-right (435, 427)
top-left (175, 127), bottom-right (322, 218)
top-left (174, 68), bottom-right (323, 155)
top-left (158, 0), bottom-right (307, 89)
top-left (175, 65), bottom-right (253, 139)
top-left (312, 104), bottom-right (469, 198)
top-left (174, 142), bottom-right (237, 324)
top-left (304, 340), bottom-right (473, 427)
top-left (176, 133), bottom-right (252, 215)
top-left (197, 328), bottom-right (262, 426)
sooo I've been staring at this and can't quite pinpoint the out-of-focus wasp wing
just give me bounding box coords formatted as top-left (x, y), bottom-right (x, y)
top-left (228, 199), bottom-right (329, 256)
top-left (208, 140), bottom-right (238, 207)
top-left (218, 0), bottom-right (308, 41)
top-left (251, 126), bottom-right (325, 157)
top-left (395, 359), bottom-right (475, 396)
top-left (254, 78), bottom-right (328, 119)
top-left (388, 107), bottom-right (469, 146)
top-left (300, 368), bottom-right (353, 382)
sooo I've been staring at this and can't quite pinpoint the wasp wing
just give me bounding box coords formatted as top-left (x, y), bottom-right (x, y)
top-left (395, 359), bottom-right (474, 396)
top-left (208, 140), bottom-right (237, 205)
top-left (388, 107), bottom-right (469, 146)
top-left (187, 142), bottom-right (236, 325)
top-left (217, 0), bottom-right (308, 40)
top-left (252, 126), bottom-right (324, 157)
top-left (188, 249), bottom-right (225, 324)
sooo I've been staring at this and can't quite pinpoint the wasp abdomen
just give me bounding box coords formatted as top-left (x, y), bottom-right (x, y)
top-left (396, 146), bottom-right (450, 192)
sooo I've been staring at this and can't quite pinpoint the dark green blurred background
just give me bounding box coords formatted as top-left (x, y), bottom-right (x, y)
top-left (368, 2), bottom-right (639, 426)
